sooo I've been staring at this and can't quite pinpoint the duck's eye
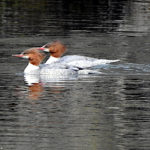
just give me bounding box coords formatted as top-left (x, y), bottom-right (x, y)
top-left (29, 57), bottom-right (33, 60)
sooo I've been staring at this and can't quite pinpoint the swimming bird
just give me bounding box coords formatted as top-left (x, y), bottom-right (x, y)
top-left (12, 48), bottom-right (78, 77)
top-left (39, 41), bottom-right (120, 68)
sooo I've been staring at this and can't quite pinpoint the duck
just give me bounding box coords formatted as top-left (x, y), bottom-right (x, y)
top-left (12, 48), bottom-right (78, 78)
top-left (39, 41), bottom-right (120, 68)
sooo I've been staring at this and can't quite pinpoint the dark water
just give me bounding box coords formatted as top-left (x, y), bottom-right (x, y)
top-left (0, 0), bottom-right (150, 150)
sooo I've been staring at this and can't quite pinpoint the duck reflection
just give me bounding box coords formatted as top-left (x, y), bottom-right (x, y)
top-left (24, 74), bottom-right (72, 100)
top-left (28, 83), bottom-right (43, 100)
top-left (24, 74), bottom-right (43, 100)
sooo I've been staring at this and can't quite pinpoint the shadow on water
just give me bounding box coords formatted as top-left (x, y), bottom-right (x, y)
top-left (0, 0), bottom-right (150, 150)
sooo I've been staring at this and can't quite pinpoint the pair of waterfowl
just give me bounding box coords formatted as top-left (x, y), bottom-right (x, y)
top-left (13, 41), bottom-right (119, 77)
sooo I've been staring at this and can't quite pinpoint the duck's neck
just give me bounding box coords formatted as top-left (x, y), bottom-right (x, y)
top-left (24, 63), bottom-right (39, 74)
top-left (45, 56), bottom-right (60, 64)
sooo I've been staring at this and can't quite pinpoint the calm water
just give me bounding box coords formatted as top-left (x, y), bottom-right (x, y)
top-left (0, 0), bottom-right (150, 150)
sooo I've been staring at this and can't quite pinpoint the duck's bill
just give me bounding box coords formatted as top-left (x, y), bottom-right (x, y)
top-left (38, 47), bottom-right (49, 52)
top-left (12, 54), bottom-right (24, 57)
top-left (12, 54), bottom-right (29, 59)
top-left (38, 47), bottom-right (45, 50)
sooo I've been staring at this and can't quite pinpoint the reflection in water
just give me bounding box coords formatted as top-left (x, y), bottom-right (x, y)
top-left (118, 1), bottom-right (150, 36)
top-left (0, 73), bottom-right (150, 149)
top-left (24, 73), bottom-right (78, 100)
top-left (0, 0), bottom-right (149, 37)
top-left (23, 61), bottom-right (150, 100)
top-left (113, 76), bottom-right (150, 150)
top-left (24, 74), bottom-right (42, 100)
top-left (28, 83), bottom-right (43, 100)
top-left (0, 0), bottom-right (150, 150)
top-left (0, 0), bottom-right (128, 37)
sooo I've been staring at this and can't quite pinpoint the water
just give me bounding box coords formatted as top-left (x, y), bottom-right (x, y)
top-left (0, 0), bottom-right (150, 150)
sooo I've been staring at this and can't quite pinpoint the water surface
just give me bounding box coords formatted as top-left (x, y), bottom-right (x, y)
top-left (0, 0), bottom-right (150, 150)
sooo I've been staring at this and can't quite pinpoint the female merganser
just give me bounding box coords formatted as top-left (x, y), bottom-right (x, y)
top-left (13, 48), bottom-right (45, 74)
top-left (12, 48), bottom-right (78, 78)
top-left (39, 41), bottom-right (120, 68)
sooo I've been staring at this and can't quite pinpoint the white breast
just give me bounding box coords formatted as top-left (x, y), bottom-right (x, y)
top-left (24, 63), bottom-right (39, 74)
top-left (45, 56), bottom-right (60, 64)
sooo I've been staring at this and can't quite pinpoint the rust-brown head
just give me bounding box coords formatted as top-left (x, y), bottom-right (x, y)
top-left (39, 41), bottom-right (66, 58)
top-left (12, 48), bottom-right (45, 66)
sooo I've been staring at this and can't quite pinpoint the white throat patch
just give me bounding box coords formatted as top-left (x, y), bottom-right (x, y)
top-left (24, 63), bottom-right (39, 74)
top-left (45, 56), bottom-right (60, 64)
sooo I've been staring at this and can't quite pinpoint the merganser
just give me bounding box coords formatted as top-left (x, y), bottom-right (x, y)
top-left (13, 48), bottom-right (45, 74)
top-left (12, 48), bottom-right (78, 78)
top-left (39, 41), bottom-right (120, 68)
